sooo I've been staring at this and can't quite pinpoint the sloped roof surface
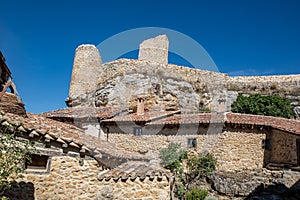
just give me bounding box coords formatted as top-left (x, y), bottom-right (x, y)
top-left (41, 106), bottom-right (122, 119)
top-left (98, 161), bottom-right (170, 181)
top-left (1, 111), bottom-right (150, 168)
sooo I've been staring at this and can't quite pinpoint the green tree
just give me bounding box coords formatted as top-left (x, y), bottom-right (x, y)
top-left (231, 93), bottom-right (295, 119)
top-left (159, 143), bottom-right (216, 199)
top-left (0, 125), bottom-right (33, 198)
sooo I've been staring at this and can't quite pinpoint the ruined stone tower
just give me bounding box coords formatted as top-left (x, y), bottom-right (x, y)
top-left (138, 34), bottom-right (169, 65)
top-left (66, 44), bottom-right (102, 107)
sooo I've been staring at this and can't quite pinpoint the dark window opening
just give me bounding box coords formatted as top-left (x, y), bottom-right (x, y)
top-left (26, 154), bottom-right (49, 170)
top-left (188, 138), bottom-right (197, 148)
top-left (262, 139), bottom-right (271, 150)
top-left (134, 127), bottom-right (142, 136)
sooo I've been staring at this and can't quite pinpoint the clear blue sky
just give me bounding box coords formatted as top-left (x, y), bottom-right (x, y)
top-left (1, 0), bottom-right (300, 114)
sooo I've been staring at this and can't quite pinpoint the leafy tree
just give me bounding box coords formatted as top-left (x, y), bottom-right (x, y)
top-left (0, 125), bottom-right (33, 198)
top-left (159, 142), bottom-right (187, 173)
top-left (186, 151), bottom-right (216, 186)
top-left (231, 93), bottom-right (295, 119)
top-left (159, 143), bottom-right (216, 199)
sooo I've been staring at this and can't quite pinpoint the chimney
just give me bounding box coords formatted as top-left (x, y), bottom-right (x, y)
top-left (136, 97), bottom-right (145, 116)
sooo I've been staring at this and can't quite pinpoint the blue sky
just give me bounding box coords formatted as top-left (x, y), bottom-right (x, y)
top-left (0, 0), bottom-right (300, 114)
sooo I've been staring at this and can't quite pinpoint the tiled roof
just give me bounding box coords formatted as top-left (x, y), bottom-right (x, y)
top-left (226, 113), bottom-right (300, 134)
top-left (148, 112), bottom-right (300, 134)
top-left (41, 106), bottom-right (123, 119)
top-left (1, 111), bottom-right (150, 168)
top-left (102, 110), bottom-right (181, 123)
top-left (148, 113), bottom-right (225, 125)
top-left (98, 161), bottom-right (170, 181)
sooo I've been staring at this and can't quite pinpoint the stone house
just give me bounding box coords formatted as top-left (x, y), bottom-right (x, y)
top-left (44, 95), bottom-right (300, 171)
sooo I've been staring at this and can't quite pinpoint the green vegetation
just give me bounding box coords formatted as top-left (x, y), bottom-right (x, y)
top-left (186, 188), bottom-right (207, 200)
top-left (159, 143), bottom-right (216, 199)
top-left (231, 93), bottom-right (295, 119)
top-left (0, 125), bottom-right (34, 198)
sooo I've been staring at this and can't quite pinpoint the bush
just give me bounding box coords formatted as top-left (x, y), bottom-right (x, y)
top-left (186, 189), bottom-right (208, 200)
top-left (159, 143), bottom-right (187, 172)
top-left (0, 125), bottom-right (34, 196)
top-left (187, 151), bottom-right (217, 180)
top-left (231, 93), bottom-right (294, 119)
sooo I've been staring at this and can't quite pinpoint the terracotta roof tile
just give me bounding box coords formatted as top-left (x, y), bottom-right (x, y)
top-left (226, 113), bottom-right (300, 134)
top-left (103, 110), bottom-right (181, 123)
top-left (98, 161), bottom-right (170, 181)
top-left (41, 106), bottom-right (123, 119)
top-left (148, 112), bottom-right (300, 134)
top-left (1, 112), bottom-right (150, 168)
top-left (149, 112), bottom-right (225, 125)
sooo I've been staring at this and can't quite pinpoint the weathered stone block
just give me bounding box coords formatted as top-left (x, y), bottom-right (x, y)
top-left (138, 35), bottom-right (169, 65)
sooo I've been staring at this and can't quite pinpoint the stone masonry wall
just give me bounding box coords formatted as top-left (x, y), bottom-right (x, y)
top-left (5, 156), bottom-right (102, 200)
top-left (107, 130), bottom-right (266, 171)
top-left (97, 176), bottom-right (170, 200)
top-left (211, 131), bottom-right (266, 170)
top-left (269, 129), bottom-right (300, 165)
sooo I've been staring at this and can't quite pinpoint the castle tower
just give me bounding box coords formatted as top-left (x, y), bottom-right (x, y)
top-left (67, 44), bottom-right (102, 107)
top-left (138, 34), bottom-right (169, 65)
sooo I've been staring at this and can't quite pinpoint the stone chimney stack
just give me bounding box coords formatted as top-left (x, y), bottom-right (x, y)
top-left (67, 44), bottom-right (102, 107)
top-left (136, 97), bottom-right (145, 116)
top-left (138, 35), bottom-right (169, 65)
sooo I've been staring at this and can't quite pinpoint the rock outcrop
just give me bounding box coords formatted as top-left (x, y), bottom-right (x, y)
top-left (66, 35), bottom-right (300, 116)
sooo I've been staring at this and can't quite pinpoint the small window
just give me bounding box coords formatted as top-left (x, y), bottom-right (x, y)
top-left (262, 139), bottom-right (271, 150)
top-left (188, 138), bottom-right (197, 148)
top-left (26, 154), bottom-right (49, 170)
top-left (134, 127), bottom-right (142, 136)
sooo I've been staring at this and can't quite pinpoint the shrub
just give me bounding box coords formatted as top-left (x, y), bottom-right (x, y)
top-left (231, 93), bottom-right (295, 119)
top-left (186, 151), bottom-right (217, 181)
top-left (159, 143), bottom-right (187, 172)
top-left (0, 125), bottom-right (34, 197)
top-left (186, 189), bottom-right (208, 200)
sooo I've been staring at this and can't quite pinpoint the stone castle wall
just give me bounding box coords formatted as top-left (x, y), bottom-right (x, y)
top-left (226, 74), bottom-right (300, 109)
top-left (67, 36), bottom-right (300, 114)
top-left (71, 57), bottom-right (300, 113)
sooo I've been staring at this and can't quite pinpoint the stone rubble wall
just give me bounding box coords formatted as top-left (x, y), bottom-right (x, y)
top-left (107, 130), bottom-right (266, 171)
top-left (4, 156), bottom-right (102, 200)
top-left (97, 176), bottom-right (170, 200)
top-left (268, 129), bottom-right (300, 165)
top-left (211, 131), bottom-right (266, 170)
top-left (4, 155), bottom-right (171, 200)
